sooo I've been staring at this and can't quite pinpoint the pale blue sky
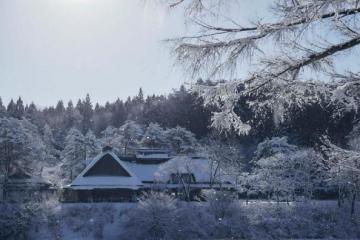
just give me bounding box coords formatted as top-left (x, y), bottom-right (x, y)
top-left (0, 0), bottom-right (273, 106)
top-left (1, 1), bottom-right (357, 107)
top-left (0, 0), bottom-right (185, 106)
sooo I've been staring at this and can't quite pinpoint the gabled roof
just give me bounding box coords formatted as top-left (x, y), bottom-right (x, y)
top-left (69, 151), bottom-right (143, 190)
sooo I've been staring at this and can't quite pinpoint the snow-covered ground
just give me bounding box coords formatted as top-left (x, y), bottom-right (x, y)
top-left (24, 199), bottom-right (360, 240)
top-left (29, 201), bottom-right (136, 240)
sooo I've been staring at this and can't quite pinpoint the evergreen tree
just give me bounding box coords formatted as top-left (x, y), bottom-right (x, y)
top-left (55, 100), bottom-right (65, 114)
top-left (79, 94), bottom-right (93, 133)
top-left (42, 124), bottom-right (59, 164)
top-left (61, 127), bottom-right (86, 183)
top-left (64, 101), bottom-right (82, 130)
top-left (6, 99), bottom-right (16, 118)
top-left (111, 98), bottom-right (126, 128)
top-left (0, 97), bottom-right (6, 117)
top-left (15, 97), bottom-right (25, 119)
top-left (93, 104), bottom-right (111, 136)
top-left (136, 87), bottom-right (144, 104)
top-left (94, 103), bottom-right (101, 112)
top-left (24, 102), bottom-right (39, 123)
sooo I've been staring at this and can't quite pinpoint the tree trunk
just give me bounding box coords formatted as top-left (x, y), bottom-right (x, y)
top-left (351, 192), bottom-right (356, 215)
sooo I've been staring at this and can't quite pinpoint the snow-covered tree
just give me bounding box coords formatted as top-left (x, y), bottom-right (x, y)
top-left (84, 130), bottom-right (100, 160)
top-left (61, 128), bottom-right (86, 183)
top-left (100, 126), bottom-right (124, 154)
top-left (253, 137), bottom-right (298, 160)
top-left (347, 122), bottom-right (360, 152)
top-left (323, 137), bottom-right (360, 214)
top-left (201, 137), bottom-right (247, 188)
top-left (0, 118), bottom-right (27, 201)
top-left (141, 123), bottom-right (166, 148)
top-left (0, 117), bottom-right (46, 201)
top-left (42, 124), bottom-right (59, 164)
top-left (164, 0), bottom-right (360, 144)
top-left (166, 0), bottom-right (360, 80)
top-left (64, 100), bottom-right (82, 130)
top-left (118, 120), bottom-right (143, 152)
top-left (164, 126), bottom-right (198, 153)
top-left (247, 137), bottom-right (326, 201)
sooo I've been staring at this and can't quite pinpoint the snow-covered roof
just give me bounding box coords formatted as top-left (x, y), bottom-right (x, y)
top-left (69, 151), bottom-right (143, 190)
top-left (125, 156), bottom-right (231, 184)
top-left (154, 156), bottom-right (215, 182)
top-left (68, 151), bottom-right (234, 190)
top-left (124, 162), bottom-right (161, 182)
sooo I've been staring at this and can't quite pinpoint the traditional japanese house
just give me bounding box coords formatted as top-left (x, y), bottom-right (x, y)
top-left (63, 146), bottom-right (234, 202)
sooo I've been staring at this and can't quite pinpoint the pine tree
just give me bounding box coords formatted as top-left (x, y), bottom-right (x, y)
top-left (64, 101), bottom-right (82, 130)
top-left (136, 88), bottom-right (144, 104)
top-left (25, 102), bottom-right (38, 121)
top-left (0, 97), bottom-right (6, 117)
top-left (79, 94), bottom-right (93, 133)
top-left (55, 100), bottom-right (65, 114)
top-left (7, 99), bottom-right (16, 118)
top-left (15, 97), bottom-right (25, 119)
top-left (111, 98), bottom-right (126, 128)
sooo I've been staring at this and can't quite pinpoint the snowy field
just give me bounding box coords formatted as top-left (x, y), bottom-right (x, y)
top-left (20, 199), bottom-right (359, 240)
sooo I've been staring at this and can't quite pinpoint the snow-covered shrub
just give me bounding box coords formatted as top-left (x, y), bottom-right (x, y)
top-left (248, 202), bottom-right (360, 239)
top-left (169, 202), bottom-right (210, 239)
top-left (204, 190), bottom-right (249, 239)
top-left (205, 190), bottom-right (236, 220)
top-left (0, 203), bottom-right (31, 240)
top-left (119, 191), bottom-right (249, 240)
top-left (0, 202), bottom-right (48, 240)
top-left (54, 203), bottom-right (117, 239)
top-left (119, 192), bottom-right (177, 240)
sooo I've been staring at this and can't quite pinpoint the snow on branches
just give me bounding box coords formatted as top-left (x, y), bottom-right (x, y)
top-left (165, 0), bottom-right (360, 137)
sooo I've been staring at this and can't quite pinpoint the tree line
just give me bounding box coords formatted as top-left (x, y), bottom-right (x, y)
top-left (0, 86), bottom-right (212, 148)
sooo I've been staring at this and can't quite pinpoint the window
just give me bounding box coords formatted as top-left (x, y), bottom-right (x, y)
top-left (170, 173), bottom-right (196, 184)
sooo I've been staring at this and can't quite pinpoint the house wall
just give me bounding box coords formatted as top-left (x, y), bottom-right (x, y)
top-left (61, 188), bottom-right (138, 203)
